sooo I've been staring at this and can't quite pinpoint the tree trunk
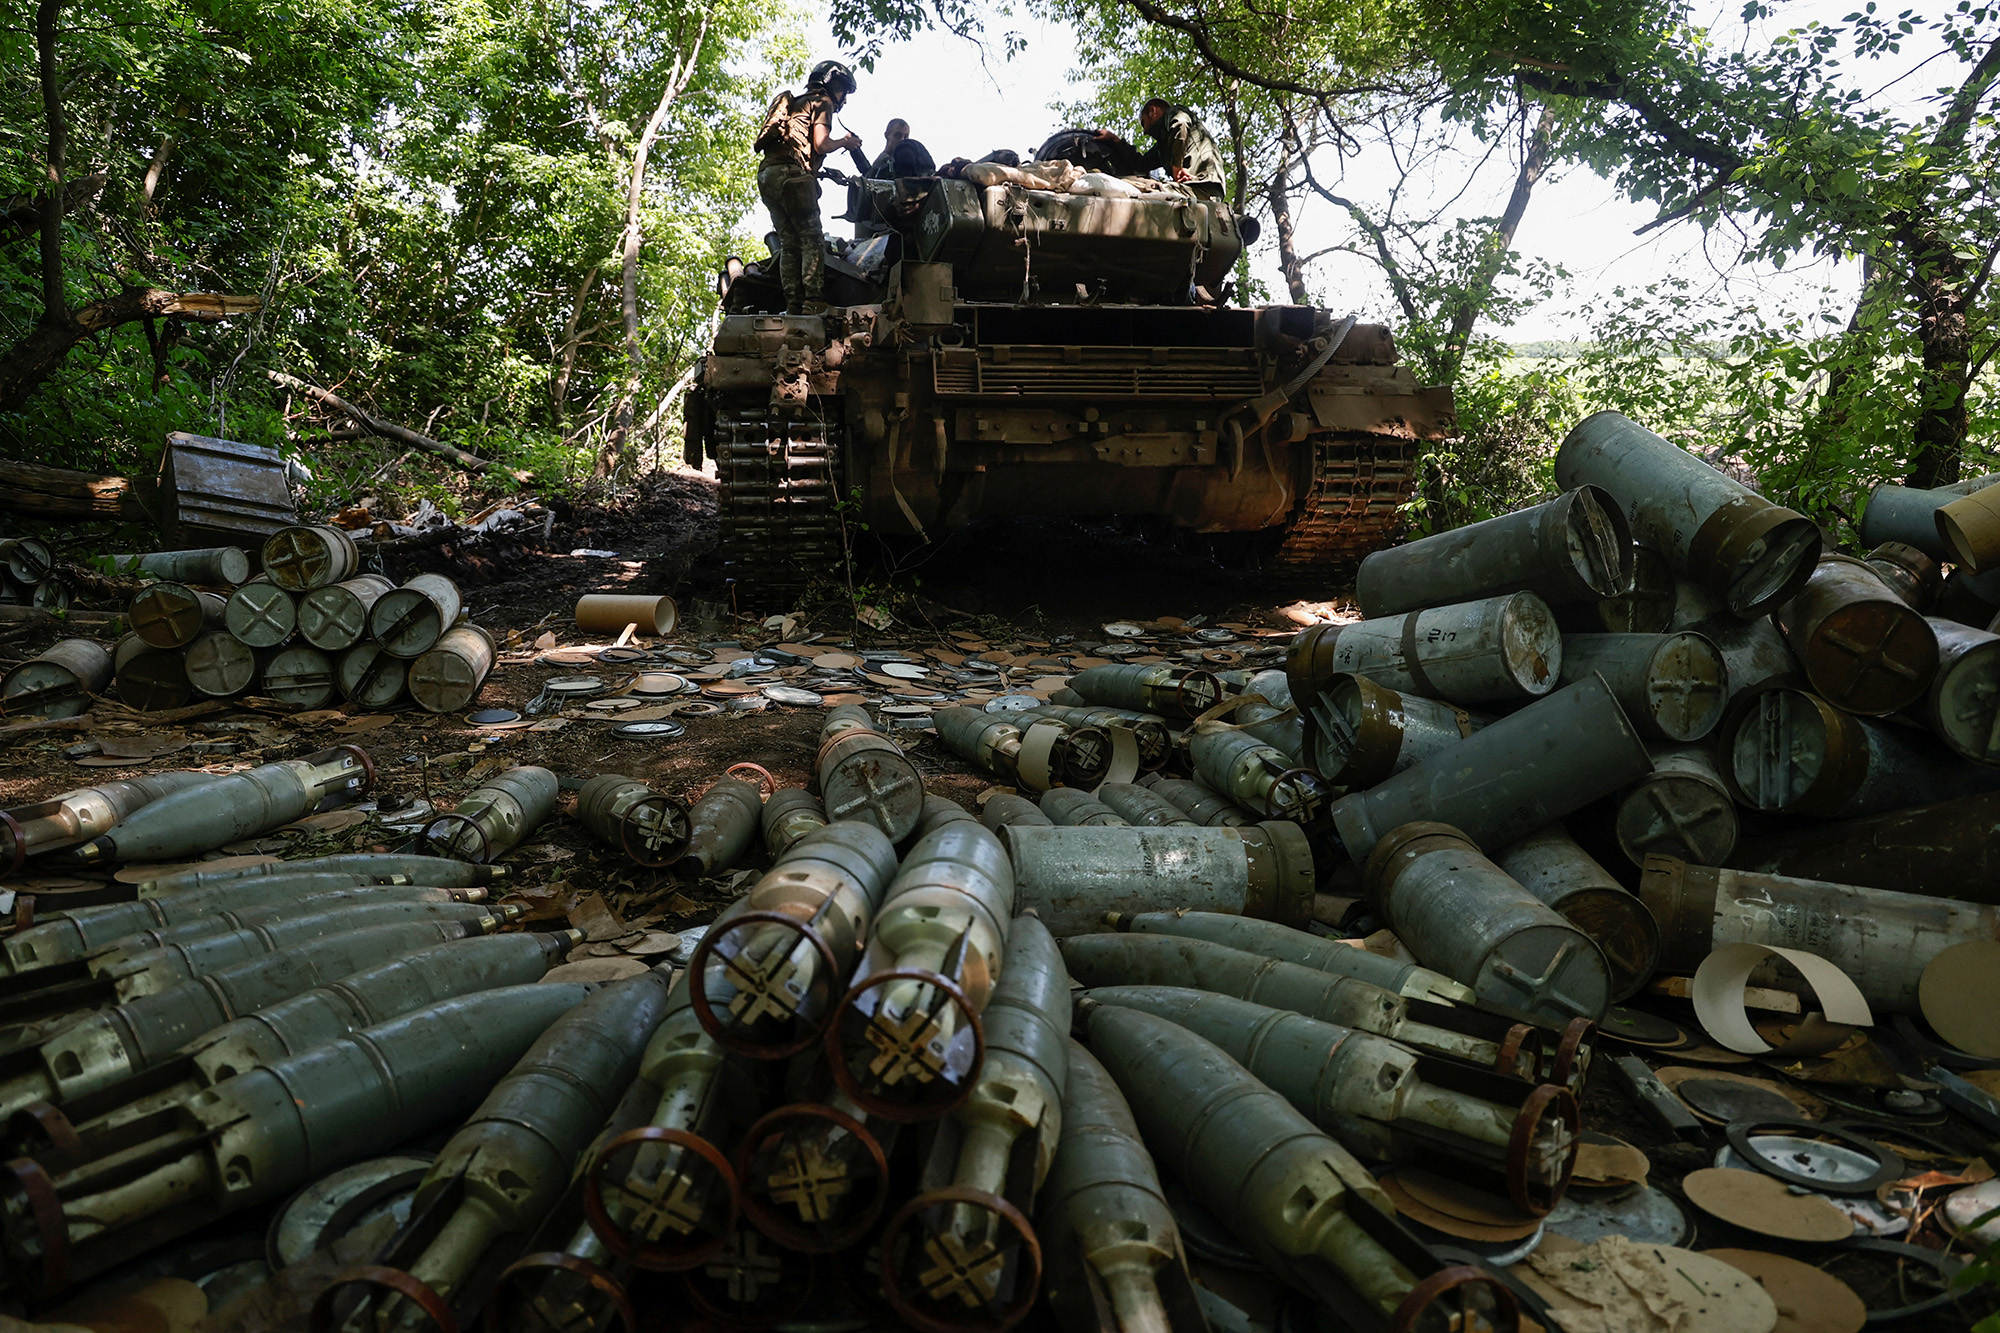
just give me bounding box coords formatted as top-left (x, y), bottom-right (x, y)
top-left (1437, 104), bottom-right (1553, 382)
top-left (1267, 147), bottom-right (1309, 305)
top-left (0, 459), bottom-right (148, 520)
top-left (0, 288), bottom-right (260, 410)
top-left (35, 0), bottom-right (68, 327)
top-left (1896, 211), bottom-right (1977, 488)
top-left (551, 265), bottom-right (599, 429)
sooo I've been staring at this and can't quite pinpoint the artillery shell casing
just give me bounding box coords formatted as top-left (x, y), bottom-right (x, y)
top-left (68, 746), bottom-right (374, 865)
top-left (1187, 726), bottom-right (1318, 822)
top-left (1493, 825), bottom-right (1660, 1000)
top-left (1556, 632), bottom-right (1727, 741)
top-left (677, 778), bottom-right (764, 876)
top-left (261, 646), bottom-right (337, 712)
top-left (222, 578), bottom-right (297, 649)
top-left (1285, 593), bottom-right (1563, 706)
top-left (1229, 669), bottom-right (1305, 760)
top-left (1141, 776), bottom-right (1252, 827)
top-left (1641, 855), bottom-right (2000, 1014)
top-left (1002, 822), bottom-right (1315, 937)
top-left (184, 630), bottom-right (264, 698)
top-left (0, 772), bottom-right (215, 872)
top-left (1356, 485), bottom-right (1632, 618)
top-left (1612, 744), bottom-right (1740, 868)
top-left (1584, 542), bottom-right (1675, 633)
top-left (1019, 703), bottom-right (1173, 771)
top-left (1069, 663), bottom-right (1222, 719)
top-left (816, 705), bottom-right (924, 842)
top-left (1555, 410), bottom-right (1821, 616)
top-left (979, 792), bottom-right (1053, 830)
top-left (1776, 555), bottom-right (1939, 715)
top-left (1725, 787), bottom-right (2000, 901)
top-left (112, 634), bottom-right (192, 713)
top-left (1105, 911), bottom-right (1475, 1006)
top-left (1329, 673), bottom-right (1652, 862)
top-left (409, 622), bottom-right (497, 713)
top-left (577, 774), bottom-right (691, 867)
top-left (1366, 822), bottom-right (1611, 1025)
top-left (262, 524), bottom-right (362, 591)
top-left (426, 766), bottom-right (559, 862)
top-left (1699, 611), bottom-right (1800, 708)
top-left (1860, 482), bottom-right (1961, 559)
top-left (371, 572), bottom-right (465, 657)
top-left (1924, 617), bottom-right (2000, 763)
top-left (101, 548), bottom-right (250, 587)
top-left (128, 582), bottom-right (225, 650)
top-left (1298, 672), bottom-right (1486, 789)
top-left (1040, 788), bottom-right (1128, 826)
top-left (1867, 542), bottom-right (1942, 610)
top-left (760, 788), bottom-right (828, 856)
top-left (918, 794), bottom-right (978, 834)
top-left (1, 640), bottom-right (112, 720)
top-left (134, 852), bottom-right (502, 896)
top-left (298, 574), bottom-right (396, 651)
top-left (1094, 783), bottom-right (1195, 828)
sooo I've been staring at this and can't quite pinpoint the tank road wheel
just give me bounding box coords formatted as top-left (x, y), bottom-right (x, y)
top-left (1267, 430), bottom-right (1423, 584)
top-left (714, 401), bottom-right (847, 600)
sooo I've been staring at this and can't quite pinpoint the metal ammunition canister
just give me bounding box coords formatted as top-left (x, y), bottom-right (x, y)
top-left (577, 775), bottom-right (693, 868)
top-left (261, 646), bottom-right (336, 712)
top-left (409, 622), bottom-right (497, 713)
top-left (1556, 632), bottom-right (1727, 741)
top-left (1039, 788), bottom-right (1129, 826)
top-left (1867, 542), bottom-right (1942, 610)
top-left (689, 822), bottom-right (899, 1058)
top-left (1356, 485), bottom-right (1633, 618)
top-left (827, 821), bottom-right (1015, 1119)
top-left (0, 538), bottom-right (52, 587)
top-left (111, 633), bottom-right (192, 713)
top-left (576, 593), bottom-right (678, 636)
top-left (1, 640), bottom-right (112, 720)
top-left (183, 630), bottom-right (261, 698)
top-left (1187, 726), bottom-right (1323, 822)
top-left (1086, 988), bottom-right (1579, 1214)
top-left (1285, 593), bottom-right (1563, 706)
top-left (761, 788), bottom-right (827, 856)
top-left (1003, 822), bottom-right (1316, 938)
top-left (17, 932), bottom-right (581, 1167)
top-left (314, 968), bottom-right (676, 1333)
top-left (0, 772), bottom-right (215, 873)
top-left (262, 524), bottom-right (362, 591)
top-left (66, 746), bottom-right (374, 865)
top-left (1366, 822), bottom-right (1611, 1026)
top-left (1586, 542), bottom-right (1675, 633)
top-left (423, 766), bottom-right (559, 863)
top-left (1727, 789), bottom-right (2000, 901)
top-left (1019, 704), bottom-right (1173, 772)
top-left (1612, 744), bottom-right (1740, 868)
top-left (1722, 682), bottom-right (2000, 816)
top-left (1103, 911), bottom-right (1475, 1006)
top-left (816, 704), bottom-right (926, 841)
top-left (128, 582), bottom-right (225, 650)
top-left (979, 792), bottom-right (1053, 831)
top-left (132, 852), bottom-right (504, 896)
top-left (1222, 667), bottom-right (1306, 760)
top-left (878, 915), bottom-right (1069, 1333)
top-left (1094, 783), bottom-right (1195, 828)
top-left (920, 794), bottom-right (979, 834)
top-left (935, 707), bottom-right (1107, 792)
top-left (677, 777), bottom-right (765, 876)
top-left (222, 577), bottom-right (297, 648)
top-left (1924, 617), bottom-right (2000, 763)
top-left (1328, 673), bottom-right (1652, 863)
top-left (1080, 1003), bottom-right (1519, 1333)
top-left (1775, 554), bottom-right (1939, 715)
top-left (1140, 776), bottom-right (1253, 827)
top-left (1697, 610), bottom-right (1801, 709)
top-left (1641, 855), bottom-right (2000, 1014)
top-left (336, 642), bottom-right (408, 708)
top-left (101, 547), bottom-right (250, 587)
top-left (1493, 825), bottom-right (1660, 1000)
top-left (0, 982), bottom-right (589, 1297)
top-left (370, 572), bottom-right (465, 658)
top-left (1937, 479), bottom-right (2000, 572)
top-left (586, 972), bottom-right (770, 1271)
top-left (1942, 563), bottom-right (2000, 627)
top-left (1038, 1040), bottom-right (1204, 1333)
top-left (298, 574), bottom-right (396, 651)
top-left (1069, 663), bottom-right (1223, 719)
top-left (1296, 672), bottom-right (1487, 788)
top-left (1860, 482), bottom-right (1961, 559)
top-left (0, 918), bottom-right (512, 1121)
top-left (1555, 411), bottom-right (1821, 616)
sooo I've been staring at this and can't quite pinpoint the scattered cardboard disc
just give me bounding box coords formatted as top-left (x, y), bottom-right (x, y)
top-left (98, 734), bottom-right (190, 759)
top-left (1679, 1078), bottom-right (1808, 1126)
top-left (1573, 1133), bottom-right (1650, 1189)
top-left (540, 958), bottom-right (650, 985)
top-left (337, 715), bottom-right (397, 733)
top-left (812, 653), bottom-right (859, 669)
top-left (1600, 1006), bottom-right (1692, 1049)
top-left (1394, 1167), bottom-right (1540, 1228)
top-left (1523, 1239), bottom-right (1778, 1333)
top-left (1380, 1174), bottom-right (1542, 1242)
top-left (1702, 1249), bottom-right (1866, 1333)
top-left (1682, 1168), bottom-right (1853, 1243)
top-left (1654, 1067), bottom-right (1824, 1121)
top-left (1673, 1043), bottom-right (1756, 1066)
top-left (1693, 944), bottom-right (1873, 1057)
top-left (1919, 940), bottom-right (2000, 1058)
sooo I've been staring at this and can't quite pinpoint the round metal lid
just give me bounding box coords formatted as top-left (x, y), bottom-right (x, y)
top-left (614, 720), bottom-right (687, 739)
top-left (877, 704), bottom-right (935, 728)
top-left (985, 694), bottom-right (1041, 713)
top-left (297, 584), bottom-right (370, 651)
top-left (467, 708), bottom-right (520, 725)
top-left (545, 675), bottom-right (608, 696)
top-left (0, 659), bottom-right (92, 718)
top-left (586, 696), bottom-right (646, 713)
top-left (185, 632), bottom-right (259, 697)
top-left (338, 644), bottom-right (408, 708)
top-left (630, 671), bottom-right (690, 696)
top-left (369, 587), bottom-right (447, 657)
top-left (225, 580), bottom-right (298, 648)
top-left (764, 685), bottom-right (823, 706)
top-left (1643, 632), bottom-right (1728, 740)
top-left (408, 648), bottom-right (488, 715)
top-left (262, 526), bottom-right (351, 591)
top-left (1615, 770), bottom-right (1740, 867)
top-left (1, 538), bottom-right (53, 585)
top-left (262, 646), bottom-right (337, 711)
top-left (115, 648), bottom-right (192, 713)
top-left (129, 581), bottom-right (213, 649)
top-left (30, 578), bottom-right (69, 610)
top-left (1102, 622), bottom-right (1147, 638)
top-left (677, 701), bottom-right (725, 717)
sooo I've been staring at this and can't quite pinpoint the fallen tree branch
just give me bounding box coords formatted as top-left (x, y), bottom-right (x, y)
top-left (0, 289), bottom-right (261, 411)
top-left (269, 371), bottom-right (529, 482)
top-left (0, 697), bottom-right (230, 739)
top-left (0, 459), bottom-right (150, 521)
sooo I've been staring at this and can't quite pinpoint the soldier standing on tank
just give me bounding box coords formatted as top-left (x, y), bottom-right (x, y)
top-left (1096, 98), bottom-right (1226, 194)
top-left (754, 60), bottom-right (862, 313)
top-left (868, 119), bottom-right (936, 179)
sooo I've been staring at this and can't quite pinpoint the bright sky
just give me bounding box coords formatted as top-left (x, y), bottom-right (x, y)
top-left (743, 0), bottom-right (1967, 341)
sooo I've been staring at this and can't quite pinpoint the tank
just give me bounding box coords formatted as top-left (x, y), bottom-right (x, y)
top-left (690, 148), bottom-right (1455, 595)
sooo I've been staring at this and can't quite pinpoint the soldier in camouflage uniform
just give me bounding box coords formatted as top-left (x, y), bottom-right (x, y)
top-left (1098, 97), bottom-right (1226, 195)
top-left (754, 61), bottom-right (863, 313)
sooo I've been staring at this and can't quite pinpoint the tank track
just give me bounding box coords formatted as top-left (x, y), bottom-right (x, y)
top-left (1267, 431), bottom-right (1421, 574)
top-left (714, 402), bottom-right (846, 596)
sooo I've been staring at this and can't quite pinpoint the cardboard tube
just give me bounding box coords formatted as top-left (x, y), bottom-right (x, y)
top-left (575, 594), bottom-right (677, 635)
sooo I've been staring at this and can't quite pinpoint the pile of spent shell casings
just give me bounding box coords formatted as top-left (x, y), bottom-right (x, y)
top-left (0, 537), bottom-right (67, 611)
top-left (100, 526), bottom-right (493, 715)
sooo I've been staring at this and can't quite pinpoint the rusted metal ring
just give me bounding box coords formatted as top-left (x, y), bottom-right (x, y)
top-left (1550, 1017), bottom-right (1595, 1091)
top-left (1174, 670), bottom-right (1223, 718)
top-left (0, 809), bottom-right (24, 875)
top-left (311, 1265), bottom-right (457, 1333)
top-left (1387, 1264), bottom-right (1519, 1333)
top-left (584, 1126), bottom-right (738, 1272)
top-left (826, 966), bottom-right (986, 1123)
top-left (1495, 1023), bottom-right (1543, 1080)
top-left (6, 1103), bottom-right (84, 1173)
top-left (418, 813), bottom-right (490, 865)
top-left (1505, 1083), bottom-right (1582, 1215)
top-left (680, 1235), bottom-right (815, 1329)
top-left (338, 743), bottom-right (378, 792)
top-left (618, 793), bottom-right (692, 868)
top-left (735, 1101), bottom-right (891, 1253)
top-left (2, 1154), bottom-right (68, 1298)
top-left (725, 763), bottom-right (779, 798)
top-left (688, 910), bottom-right (845, 1060)
top-left (1060, 726), bottom-right (1112, 785)
top-left (878, 1186), bottom-right (1043, 1333)
top-left (1268, 767), bottom-right (1321, 820)
top-left (487, 1252), bottom-right (637, 1333)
